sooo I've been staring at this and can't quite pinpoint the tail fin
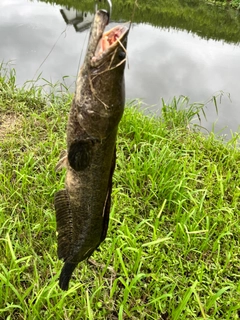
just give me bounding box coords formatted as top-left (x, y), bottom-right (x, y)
top-left (59, 262), bottom-right (77, 291)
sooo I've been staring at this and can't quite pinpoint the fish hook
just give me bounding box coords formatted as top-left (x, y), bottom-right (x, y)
top-left (95, 0), bottom-right (112, 21)
top-left (107, 0), bottom-right (112, 18)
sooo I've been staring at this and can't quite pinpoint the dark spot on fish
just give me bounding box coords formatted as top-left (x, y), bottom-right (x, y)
top-left (119, 51), bottom-right (126, 60)
top-left (68, 140), bottom-right (93, 171)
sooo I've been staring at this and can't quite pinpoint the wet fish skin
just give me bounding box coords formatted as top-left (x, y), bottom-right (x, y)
top-left (54, 10), bottom-right (129, 290)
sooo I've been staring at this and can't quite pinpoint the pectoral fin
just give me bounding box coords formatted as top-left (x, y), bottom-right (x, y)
top-left (54, 189), bottom-right (73, 260)
top-left (55, 150), bottom-right (67, 172)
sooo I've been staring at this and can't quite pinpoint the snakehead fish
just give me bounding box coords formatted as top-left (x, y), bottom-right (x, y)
top-left (54, 10), bottom-right (129, 291)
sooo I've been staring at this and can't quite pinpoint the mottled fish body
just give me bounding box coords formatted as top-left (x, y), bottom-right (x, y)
top-left (54, 10), bottom-right (129, 290)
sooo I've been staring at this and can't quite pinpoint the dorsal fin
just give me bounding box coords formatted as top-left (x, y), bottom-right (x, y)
top-left (101, 146), bottom-right (116, 242)
top-left (54, 189), bottom-right (73, 260)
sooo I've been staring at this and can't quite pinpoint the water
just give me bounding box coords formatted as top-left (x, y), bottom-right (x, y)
top-left (1, 0), bottom-right (240, 135)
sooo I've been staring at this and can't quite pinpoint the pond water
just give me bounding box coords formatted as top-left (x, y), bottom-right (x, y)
top-left (1, 0), bottom-right (240, 136)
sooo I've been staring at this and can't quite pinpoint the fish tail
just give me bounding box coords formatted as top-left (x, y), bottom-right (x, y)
top-left (59, 262), bottom-right (77, 291)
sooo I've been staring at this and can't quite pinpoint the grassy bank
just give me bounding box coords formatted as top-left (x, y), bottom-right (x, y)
top-left (0, 67), bottom-right (240, 319)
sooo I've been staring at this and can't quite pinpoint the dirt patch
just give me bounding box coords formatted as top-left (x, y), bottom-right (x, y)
top-left (0, 113), bottom-right (21, 141)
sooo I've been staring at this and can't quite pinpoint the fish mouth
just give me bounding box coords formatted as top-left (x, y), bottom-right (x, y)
top-left (91, 25), bottom-right (129, 66)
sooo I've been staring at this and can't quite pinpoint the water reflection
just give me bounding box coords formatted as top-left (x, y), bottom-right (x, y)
top-left (41, 0), bottom-right (240, 45)
top-left (0, 0), bottom-right (240, 136)
top-left (60, 8), bottom-right (94, 32)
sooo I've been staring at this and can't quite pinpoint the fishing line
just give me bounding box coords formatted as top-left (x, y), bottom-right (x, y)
top-left (131, 0), bottom-right (138, 25)
top-left (123, 0), bottom-right (138, 70)
top-left (32, 26), bottom-right (68, 82)
top-left (76, 28), bottom-right (90, 82)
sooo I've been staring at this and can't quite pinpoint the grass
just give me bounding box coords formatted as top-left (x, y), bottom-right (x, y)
top-left (0, 64), bottom-right (240, 319)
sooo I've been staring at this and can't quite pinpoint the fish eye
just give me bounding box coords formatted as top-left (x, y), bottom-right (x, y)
top-left (118, 51), bottom-right (126, 60)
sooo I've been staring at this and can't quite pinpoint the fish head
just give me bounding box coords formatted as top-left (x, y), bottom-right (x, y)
top-left (76, 10), bottom-right (130, 140)
top-left (86, 10), bottom-right (129, 71)
top-left (90, 24), bottom-right (129, 71)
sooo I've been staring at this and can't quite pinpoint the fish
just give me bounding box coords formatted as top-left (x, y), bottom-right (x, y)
top-left (54, 9), bottom-right (129, 291)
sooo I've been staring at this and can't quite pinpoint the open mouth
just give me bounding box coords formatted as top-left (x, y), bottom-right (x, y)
top-left (92, 25), bottom-right (129, 63)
